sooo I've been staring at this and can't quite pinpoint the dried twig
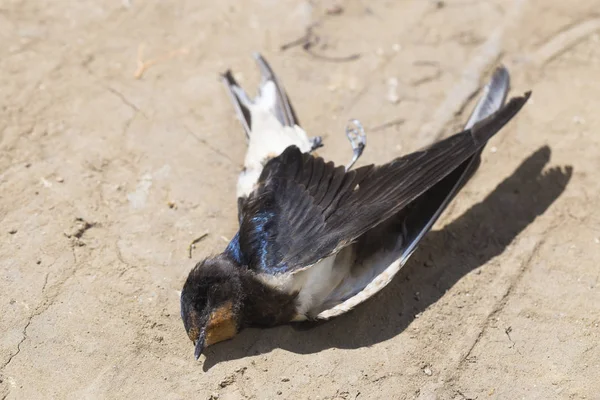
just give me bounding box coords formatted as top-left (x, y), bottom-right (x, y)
top-left (304, 47), bottom-right (361, 63)
top-left (370, 118), bottom-right (405, 132)
top-left (134, 43), bottom-right (189, 79)
top-left (532, 18), bottom-right (600, 66)
top-left (280, 25), bottom-right (360, 63)
top-left (188, 232), bottom-right (209, 259)
top-left (280, 26), bottom-right (316, 51)
top-left (416, 0), bottom-right (526, 147)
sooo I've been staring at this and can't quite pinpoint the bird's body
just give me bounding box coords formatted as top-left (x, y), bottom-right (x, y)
top-left (180, 54), bottom-right (530, 359)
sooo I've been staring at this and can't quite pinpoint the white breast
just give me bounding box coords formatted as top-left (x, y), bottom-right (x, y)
top-left (256, 247), bottom-right (354, 320)
top-left (255, 236), bottom-right (407, 320)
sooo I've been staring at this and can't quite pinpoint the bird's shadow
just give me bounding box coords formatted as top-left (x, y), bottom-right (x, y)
top-left (202, 146), bottom-right (572, 371)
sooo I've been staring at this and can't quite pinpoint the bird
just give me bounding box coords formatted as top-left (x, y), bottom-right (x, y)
top-left (180, 53), bottom-right (531, 360)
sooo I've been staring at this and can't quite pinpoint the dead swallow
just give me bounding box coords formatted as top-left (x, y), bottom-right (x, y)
top-left (180, 53), bottom-right (530, 359)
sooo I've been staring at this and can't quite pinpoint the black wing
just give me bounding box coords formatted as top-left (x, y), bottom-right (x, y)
top-left (394, 65), bottom-right (512, 264)
top-left (232, 92), bottom-right (530, 275)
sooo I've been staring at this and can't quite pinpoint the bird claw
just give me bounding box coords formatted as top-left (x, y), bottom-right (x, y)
top-left (345, 119), bottom-right (367, 171)
top-left (310, 136), bottom-right (324, 152)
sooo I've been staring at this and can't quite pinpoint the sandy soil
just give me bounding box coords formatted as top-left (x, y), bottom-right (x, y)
top-left (1, 0), bottom-right (599, 398)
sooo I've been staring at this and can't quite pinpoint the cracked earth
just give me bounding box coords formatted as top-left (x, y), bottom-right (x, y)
top-left (1, 0), bottom-right (599, 399)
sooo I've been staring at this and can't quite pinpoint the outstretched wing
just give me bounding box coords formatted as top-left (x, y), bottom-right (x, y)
top-left (397, 65), bottom-right (512, 263)
top-left (231, 92), bottom-right (530, 275)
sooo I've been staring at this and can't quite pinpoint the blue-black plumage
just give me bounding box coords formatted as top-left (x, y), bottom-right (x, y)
top-left (180, 54), bottom-right (530, 360)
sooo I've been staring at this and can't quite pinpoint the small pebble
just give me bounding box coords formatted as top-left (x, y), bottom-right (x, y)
top-left (423, 367), bottom-right (432, 376)
top-left (9, 229), bottom-right (17, 234)
top-left (594, 237), bottom-right (599, 244)
top-left (281, 377), bottom-right (290, 382)
top-left (490, 146), bottom-right (498, 153)
top-left (555, 387), bottom-right (564, 394)
top-left (348, 77), bottom-right (359, 92)
top-left (386, 77), bottom-right (400, 104)
top-left (56, 176), bottom-right (64, 183)
top-left (392, 43), bottom-right (401, 52)
top-left (326, 4), bottom-right (343, 15)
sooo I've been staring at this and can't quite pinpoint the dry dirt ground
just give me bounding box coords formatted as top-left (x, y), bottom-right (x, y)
top-left (1, 0), bottom-right (599, 399)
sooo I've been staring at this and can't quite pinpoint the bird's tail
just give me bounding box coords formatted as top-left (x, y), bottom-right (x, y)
top-left (221, 53), bottom-right (300, 139)
top-left (224, 54), bottom-right (320, 199)
top-left (221, 70), bottom-right (253, 139)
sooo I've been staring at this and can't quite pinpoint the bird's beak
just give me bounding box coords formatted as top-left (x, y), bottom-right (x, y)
top-left (194, 328), bottom-right (206, 360)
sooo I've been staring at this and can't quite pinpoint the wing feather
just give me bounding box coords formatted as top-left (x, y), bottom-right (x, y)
top-left (236, 92), bottom-right (530, 275)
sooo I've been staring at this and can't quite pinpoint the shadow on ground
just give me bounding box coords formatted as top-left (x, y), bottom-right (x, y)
top-left (202, 146), bottom-right (572, 370)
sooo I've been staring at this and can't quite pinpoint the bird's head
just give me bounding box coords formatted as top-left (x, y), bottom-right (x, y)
top-left (180, 255), bottom-right (244, 359)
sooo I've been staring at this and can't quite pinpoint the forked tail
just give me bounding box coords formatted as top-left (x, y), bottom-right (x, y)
top-left (221, 53), bottom-right (300, 139)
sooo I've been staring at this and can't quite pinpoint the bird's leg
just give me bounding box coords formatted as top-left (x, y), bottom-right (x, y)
top-left (345, 119), bottom-right (367, 171)
top-left (309, 136), bottom-right (323, 152)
